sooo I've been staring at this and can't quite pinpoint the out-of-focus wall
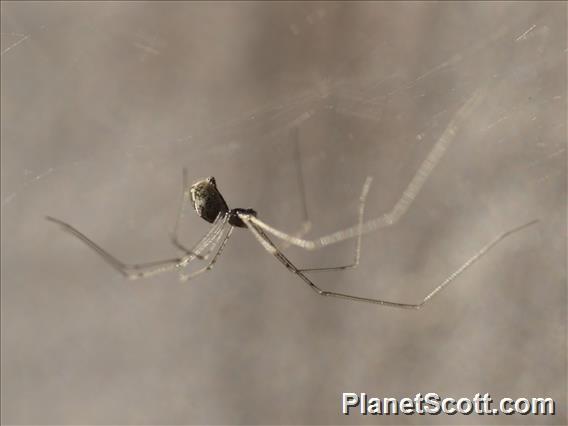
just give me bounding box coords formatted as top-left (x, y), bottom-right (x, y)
top-left (2, 2), bottom-right (565, 424)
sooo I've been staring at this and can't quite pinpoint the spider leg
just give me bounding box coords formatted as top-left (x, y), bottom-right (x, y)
top-left (241, 214), bottom-right (538, 309)
top-left (175, 218), bottom-right (229, 281)
top-left (247, 88), bottom-right (487, 251)
top-left (169, 167), bottom-right (209, 260)
top-left (280, 127), bottom-right (312, 249)
top-left (178, 215), bottom-right (230, 272)
top-left (179, 224), bottom-right (235, 282)
top-left (46, 213), bottom-right (229, 280)
top-left (301, 176), bottom-right (372, 273)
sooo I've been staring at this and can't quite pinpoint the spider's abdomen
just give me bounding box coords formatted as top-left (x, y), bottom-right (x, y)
top-left (190, 177), bottom-right (230, 223)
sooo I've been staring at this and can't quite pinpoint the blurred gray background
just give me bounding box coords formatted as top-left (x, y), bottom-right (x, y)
top-left (1, 1), bottom-right (566, 425)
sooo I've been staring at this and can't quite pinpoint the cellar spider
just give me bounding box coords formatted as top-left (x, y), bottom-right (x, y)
top-left (47, 89), bottom-right (537, 309)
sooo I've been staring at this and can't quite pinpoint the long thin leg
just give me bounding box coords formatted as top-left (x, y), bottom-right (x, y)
top-left (280, 126), bottom-right (312, 249)
top-left (179, 225), bottom-right (235, 282)
top-left (46, 213), bottom-right (229, 280)
top-left (176, 218), bottom-right (230, 281)
top-left (170, 167), bottom-right (208, 260)
top-left (293, 126), bottom-right (310, 232)
top-left (241, 215), bottom-right (538, 309)
top-left (178, 216), bottom-right (229, 278)
top-left (301, 176), bottom-right (372, 273)
top-left (247, 88), bottom-right (487, 250)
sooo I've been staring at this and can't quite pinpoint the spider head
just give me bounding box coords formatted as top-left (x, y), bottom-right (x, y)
top-left (189, 177), bottom-right (230, 223)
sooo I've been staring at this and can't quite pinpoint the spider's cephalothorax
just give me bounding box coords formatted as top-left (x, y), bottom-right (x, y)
top-left (190, 177), bottom-right (256, 228)
top-left (229, 208), bottom-right (257, 228)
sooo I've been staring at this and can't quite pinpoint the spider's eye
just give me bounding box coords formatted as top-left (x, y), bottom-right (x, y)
top-left (207, 177), bottom-right (216, 185)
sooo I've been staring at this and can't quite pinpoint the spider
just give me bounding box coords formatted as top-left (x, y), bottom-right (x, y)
top-left (46, 89), bottom-right (537, 309)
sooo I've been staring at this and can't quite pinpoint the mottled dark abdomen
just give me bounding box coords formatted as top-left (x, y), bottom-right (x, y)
top-left (191, 180), bottom-right (229, 223)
